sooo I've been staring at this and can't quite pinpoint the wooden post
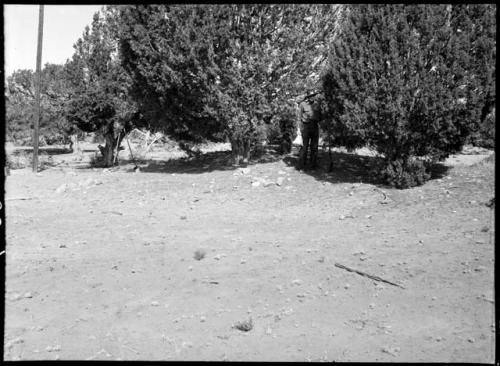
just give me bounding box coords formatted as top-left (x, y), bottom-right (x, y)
top-left (33, 5), bottom-right (44, 172)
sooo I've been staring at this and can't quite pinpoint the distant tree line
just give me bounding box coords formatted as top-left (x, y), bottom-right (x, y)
top-left (5, 4), bottom-right (495, 187)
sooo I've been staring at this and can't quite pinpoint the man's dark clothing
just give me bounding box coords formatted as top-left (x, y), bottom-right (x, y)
top-left (299, 98), bottom-right (321, 169)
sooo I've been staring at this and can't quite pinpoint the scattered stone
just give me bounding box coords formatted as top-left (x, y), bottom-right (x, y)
top-left (485, 197), bottom-right (494, 208)
top-left (276, 177), bottom-right (285, 186)
top-left (200, 316), bottom-right (207, 322)
top-left (344, 284), bottom-right (350, 290)
top-left (151, 301), bottom-right (160, 306)
top-left (45, 344), bottom-right (61, 352)
top-left (291, 279), bottom-right (302, 286)
top-left (481, 226), bottom-right (489, 232)
top-left (263, 180), bottom-right (275, 187)
top-left (252, 181), bottom-right (261, 187)
top-left (80, 178), bottom-right (95, 187)
top-left (339, 214), bottom-right (355, 220)
top-left (381, 346), bottom-right (400, 356)
top-left (24, 292), bottom-right (33, 298)
top-left (180, 215), bottom-right (187, 220)
top-left (240, 259), bottom-right (246, 264)
top-left (55, 184), bottom-right (67, 194)
top-left (214, 254), bottom-right (222, 260)
top-left (5, 337), bottom-right (24, 349)
top-left (233, 318), bottom-right (253, 332)
top-left (468, 337), bottom-right (475, 343)
top-left (59, 244), bottom-right (67, 248)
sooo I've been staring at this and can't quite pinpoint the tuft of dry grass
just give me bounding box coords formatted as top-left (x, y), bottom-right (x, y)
top-left (193, 249), bottom-right (206, 261)
top-left (7, 151), bottom-right (32, 169)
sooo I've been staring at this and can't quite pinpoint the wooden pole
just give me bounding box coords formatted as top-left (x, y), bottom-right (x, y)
top-left (33, 5), bottom-right (44, 172)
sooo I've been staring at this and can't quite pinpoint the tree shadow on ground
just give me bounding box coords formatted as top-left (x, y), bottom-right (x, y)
top-left (119, 145), bottom-right (284, 174)
top-left (9, 146), bottom-right (73, 156)
top-left (283, 148), bottom-right (451, 188)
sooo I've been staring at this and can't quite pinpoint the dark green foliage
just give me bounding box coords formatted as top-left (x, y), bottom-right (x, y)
top-left (468, 108), bottom-right (495, 149)
top-left (6, 65), bottom-right (75, 146)
top-left (65, 88), bottom-right (115, 133)
top-left (107, 5), bottom-right (226, 143)
top-left (110, 5), bottom-right (341, 164)
top-left (64, 11), bottom-right (140, 166)
top-left (380, 158), bottom-right (430, 189)
top-left (322, 4), bottom-right (496, 188)
top-left (277, 100), bottom-right (298, 154)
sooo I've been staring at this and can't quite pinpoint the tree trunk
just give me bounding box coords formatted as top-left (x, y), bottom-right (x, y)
top-left (102, 133), bottom-right (116, 167)
top-left (231, 139), bottom-right (251, 165)
top-left (230, 138), bottom-right (243, 166)
top-left (242, 139), bottom-right (251, 164)
top-left (70, 134), bottom-right (81, 154)
top-left (230, 137), bottom-right (251, 166)
top-left (100, 128), bottom-right (125, 167)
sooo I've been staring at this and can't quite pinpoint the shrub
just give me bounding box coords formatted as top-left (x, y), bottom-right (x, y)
top-left (468, 108), bottom-right (495, 149)
top-left (7, 151), bottom-right (31, 170)
top-left (322, 4), bottom-right (496, 188)
top-left (380, 158), bottom-right (430, 189)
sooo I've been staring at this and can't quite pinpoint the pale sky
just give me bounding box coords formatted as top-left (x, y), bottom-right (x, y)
top-left (3, 5), bottom-right (104, 77)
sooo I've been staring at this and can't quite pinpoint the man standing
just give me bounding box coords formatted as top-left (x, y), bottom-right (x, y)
top-left (298, 94), bottom-right (322, 169)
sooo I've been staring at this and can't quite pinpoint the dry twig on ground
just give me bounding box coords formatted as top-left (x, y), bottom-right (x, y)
top-left (334, 262), bottom-right (405, 289)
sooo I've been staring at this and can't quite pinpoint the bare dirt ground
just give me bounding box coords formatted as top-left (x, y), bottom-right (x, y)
top-left (3, 142), bottom-right (495, 361)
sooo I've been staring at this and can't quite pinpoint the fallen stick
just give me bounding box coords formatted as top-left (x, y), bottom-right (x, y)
top-left (334, 262), bottom-right (405, 289)
top-left (101, 210), bottom-right (123, 216)
top-left (6, 197), bottom-right (35, 201)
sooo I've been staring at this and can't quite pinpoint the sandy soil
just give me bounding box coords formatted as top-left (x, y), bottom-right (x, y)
top-left (3, 143), bottom-right (495, 361)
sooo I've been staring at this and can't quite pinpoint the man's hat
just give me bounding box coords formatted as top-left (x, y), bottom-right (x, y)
top-left (304, 90), bottom-right (321, 101)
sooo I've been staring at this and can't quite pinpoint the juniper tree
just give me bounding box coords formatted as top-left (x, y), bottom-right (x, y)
top-left (6, 64), bottom-right (75, 146)
top-left (64, 11), bottom-right (141, 167)
top-left (322, 4), bottom-right (496, 188)
top-left (110, 4), bottom-right (342, 164)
